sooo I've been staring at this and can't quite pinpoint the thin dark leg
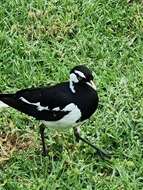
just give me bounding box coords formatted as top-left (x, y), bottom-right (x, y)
top-left (39, 124), bottom-right (47, 156)
top-left (74, 127), bottom-right (111, 159)
top-left (74, 127), bottom-right (80, 142)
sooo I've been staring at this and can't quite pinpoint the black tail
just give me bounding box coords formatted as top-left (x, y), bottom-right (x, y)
top-left (0, 93), bottom-right (14, 98)
top-left (0, 93), bottom-right (42, 119)
top-left (0, 93), bottom-right (15, 107)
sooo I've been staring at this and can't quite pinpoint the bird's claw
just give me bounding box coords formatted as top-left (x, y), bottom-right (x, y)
top-left (96, 148), bottom-right (112, 160)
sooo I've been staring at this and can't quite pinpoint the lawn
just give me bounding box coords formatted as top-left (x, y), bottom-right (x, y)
top-left (0, 0), bottom-right (143, 189)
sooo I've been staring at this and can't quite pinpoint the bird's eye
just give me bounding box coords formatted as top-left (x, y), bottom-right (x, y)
top-left (76, 75), bottom-right (82, 81)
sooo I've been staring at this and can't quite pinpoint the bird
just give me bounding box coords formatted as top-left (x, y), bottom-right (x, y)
top-left (0, 65), bottom-right (109, 158)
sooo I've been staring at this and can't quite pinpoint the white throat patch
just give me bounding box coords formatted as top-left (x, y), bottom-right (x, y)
top-left (70, 73), bottom-right (79, 83)
top-left (69, 73), bottom-right (79, 93)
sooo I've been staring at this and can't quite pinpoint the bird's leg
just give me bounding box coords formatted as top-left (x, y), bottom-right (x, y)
top-left (39, 124), bottom-right (48, 156)
top-left (73, 127), bottom-right (111, 159)
top-left (74, 127), bottom-right (80, 142)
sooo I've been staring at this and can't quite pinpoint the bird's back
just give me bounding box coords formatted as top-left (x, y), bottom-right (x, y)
top-left (0, 81), bottom-right (98, 125)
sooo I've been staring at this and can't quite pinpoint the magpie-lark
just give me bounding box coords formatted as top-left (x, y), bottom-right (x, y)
top-left (0, 65), bottom-right (109, 158)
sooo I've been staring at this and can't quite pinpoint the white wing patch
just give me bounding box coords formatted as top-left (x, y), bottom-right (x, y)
top-left (20, 97), bottom-right (49, 111)
top-left (52, 107), bottom-right (60, 111)
top-left (20, 97), bottom-right (81, 128)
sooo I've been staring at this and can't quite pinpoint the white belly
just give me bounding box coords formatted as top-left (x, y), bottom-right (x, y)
top-left (42, 103), bottom-right (82, 129)
top-left (42, 120), bottom-right (75, 128)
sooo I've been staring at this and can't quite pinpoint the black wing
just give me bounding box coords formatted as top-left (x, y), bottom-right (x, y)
top-left (0, 82), bottom-right (72, 121)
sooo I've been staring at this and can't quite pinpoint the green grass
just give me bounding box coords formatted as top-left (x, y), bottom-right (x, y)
top-left (0, 0), bottom-right (143, 189)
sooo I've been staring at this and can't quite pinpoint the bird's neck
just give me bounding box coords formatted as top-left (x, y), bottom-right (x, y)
top-left (69, 81), bottom-right (87, 93)
top-left (69, 80), bottom-right (76, 93)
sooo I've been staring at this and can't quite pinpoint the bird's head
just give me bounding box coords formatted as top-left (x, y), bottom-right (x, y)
top-left (69, 65), bottom-right (96, 93)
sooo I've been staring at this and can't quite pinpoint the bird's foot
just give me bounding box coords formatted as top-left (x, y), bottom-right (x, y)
top-left (74, 127), bottom-right (80, 143)
top-left (95, 148), bottom-right (112, 160)
top-left (74, 131), bottom-right (112, 160)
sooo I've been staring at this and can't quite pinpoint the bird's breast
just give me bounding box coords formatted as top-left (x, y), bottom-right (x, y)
top-left (74, 88), bottom-right (99, 121)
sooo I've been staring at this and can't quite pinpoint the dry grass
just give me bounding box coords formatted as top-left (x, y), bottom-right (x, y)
top-left (0, 130), bottom-right (35, 164)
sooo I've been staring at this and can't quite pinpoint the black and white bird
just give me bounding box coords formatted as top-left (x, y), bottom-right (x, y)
top-left (0, 65), bottom-right (108, 157)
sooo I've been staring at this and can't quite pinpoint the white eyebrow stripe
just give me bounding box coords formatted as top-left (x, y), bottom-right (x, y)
top-left (74, 70), bottom-right (86, 78)
top-left (19, 97), bottom-right (49, 111)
